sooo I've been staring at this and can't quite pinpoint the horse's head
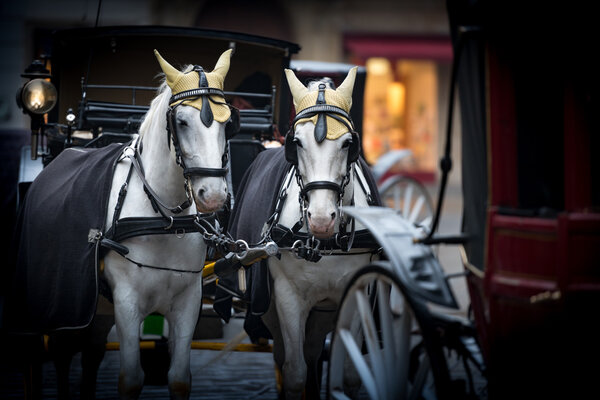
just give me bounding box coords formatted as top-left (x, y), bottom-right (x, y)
top-left (154, 49), bottom-right (238, 213)
top-left (284, 67), bottom-right (360, 239)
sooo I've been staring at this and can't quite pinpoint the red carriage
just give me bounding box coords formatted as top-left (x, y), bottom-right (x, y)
top-left (326, 1), bottom-right (600, 399)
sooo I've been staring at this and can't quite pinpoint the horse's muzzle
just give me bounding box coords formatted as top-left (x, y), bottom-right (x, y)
top-left (193, 182), bottom-right (227, 213)
top-left (307, 211), bottom-right (336, 239)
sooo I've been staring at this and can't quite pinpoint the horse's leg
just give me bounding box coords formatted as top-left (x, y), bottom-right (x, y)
top-left (48, 332), bottom-right (77, 400)
top-left (80, 311), bottom-right (114, 399)
top-left (262, 302), bottom-right (286, 398)
top-left (271, 279), bottom-right (310, 400)
top-left (303, 310), bottom-right (335, 400)
top-left (165, 278), bottom-right (202, 400)
top-left (113, 289), bottom-right (144, 400)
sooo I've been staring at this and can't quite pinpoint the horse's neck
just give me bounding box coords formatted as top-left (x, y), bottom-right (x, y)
top-left (136, 117), bottom-right (188, 208)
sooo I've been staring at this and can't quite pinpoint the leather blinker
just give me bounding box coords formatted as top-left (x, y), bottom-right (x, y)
top-left (225, 106), bottom-right (240, 139)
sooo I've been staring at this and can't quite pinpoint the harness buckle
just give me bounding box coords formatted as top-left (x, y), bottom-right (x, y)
top-left (307, 236), bottom-right (320, 250)
top-left (291, 239), bottom-right (305, 259)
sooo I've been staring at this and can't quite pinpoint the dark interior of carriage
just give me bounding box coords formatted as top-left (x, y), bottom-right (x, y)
top-left (42, 26), bottom-right (300, 196)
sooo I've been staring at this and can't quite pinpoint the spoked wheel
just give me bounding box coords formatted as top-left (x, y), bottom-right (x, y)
top-left (328, 264), bottom-right (440, 400)
top-left (378, 175), bottom-right (434, 232)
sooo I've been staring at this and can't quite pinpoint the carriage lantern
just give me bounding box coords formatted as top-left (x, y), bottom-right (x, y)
top-left (16, 59), bottom-right (57, 160)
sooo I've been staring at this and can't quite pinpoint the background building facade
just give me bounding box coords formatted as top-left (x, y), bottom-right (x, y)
top-left (1, 0), bottom-right (460, 181)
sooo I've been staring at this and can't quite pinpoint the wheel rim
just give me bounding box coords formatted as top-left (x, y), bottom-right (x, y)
top-left (328, 268), bottom-right (436, 400)
top-left (380, 176), bottom-right (433, 232)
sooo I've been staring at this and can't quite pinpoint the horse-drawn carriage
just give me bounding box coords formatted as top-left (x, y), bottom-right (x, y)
top-left (3, 24), bottom-right (430, 399)
top-left (7, 1), bottom-right (596, 398)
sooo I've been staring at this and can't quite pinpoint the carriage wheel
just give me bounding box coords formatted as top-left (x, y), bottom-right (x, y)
top-left (378, 175), bottom-right (434, 232)
top-left (327, 264), bottom-right (439, 400)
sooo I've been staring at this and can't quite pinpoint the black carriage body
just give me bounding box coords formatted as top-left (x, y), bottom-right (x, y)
top-left (49, 26), bottom-right (299, 134)
top-left (17, 26), bottom-right (300, 202)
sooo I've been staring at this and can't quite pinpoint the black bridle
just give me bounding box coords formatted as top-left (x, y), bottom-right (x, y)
top-left (114, 66), bottom-right (239, 220)
top-left (285, 83), bottom-right (360, 207)
top-left (165, 65), bottom-right (239, 181)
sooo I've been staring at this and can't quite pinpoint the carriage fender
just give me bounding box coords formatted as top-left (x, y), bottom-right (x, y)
top-left (341, 206), bottom-right (458, 309)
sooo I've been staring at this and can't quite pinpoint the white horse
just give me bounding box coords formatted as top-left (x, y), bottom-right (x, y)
top-left (261, 68), bottom-right (378, 399)
top-left (102, 49), bottom-right (233, 399)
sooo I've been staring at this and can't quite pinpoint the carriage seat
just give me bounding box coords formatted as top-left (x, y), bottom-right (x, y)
top-left (82, 100), bottom-right (149, 134)
top-left (238, 109), bottom-right (273, 136)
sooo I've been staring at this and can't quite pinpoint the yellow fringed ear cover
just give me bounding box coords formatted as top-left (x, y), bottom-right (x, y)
top-left (284, 67), bottom-right (357, 140)
top-left (154, 49), bottom-right (232, 123)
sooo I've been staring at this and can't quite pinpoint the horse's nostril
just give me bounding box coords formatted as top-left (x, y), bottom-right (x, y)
top-left (307, 211), bottom-right (312, 219)
top-left (197, 188), bottom-right (206, 199)
top-left (330, 212), bottom-right (336, 220)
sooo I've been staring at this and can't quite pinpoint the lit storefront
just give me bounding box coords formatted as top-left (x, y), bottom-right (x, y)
top-left (344, 34), bottom-right (453, 182)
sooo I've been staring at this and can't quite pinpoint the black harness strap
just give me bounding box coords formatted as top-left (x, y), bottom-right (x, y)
top-left (300, 180), bottom-right (344, 198)
top-left (169, 87), bottom-right (226, 104)
top-left (270, 224), bottom-right (379, 251)
top-left (294, 104), bottom-right (355, 135)
top-left (262, 162), bottom-right (379, 261)
top-left (183, 166), bottom-right (228, 178)
top-left (126, 147), bottom-right (192, 215)
top-left (124, 256), bottom-right (203, 274)
top-left (314, 83), bottom-right (328, 142)
top-left (105, 214), bottom-right (201, 243)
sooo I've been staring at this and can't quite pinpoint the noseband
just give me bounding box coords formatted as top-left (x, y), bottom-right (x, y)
top-left (165, 66), bottom-right (239, 180)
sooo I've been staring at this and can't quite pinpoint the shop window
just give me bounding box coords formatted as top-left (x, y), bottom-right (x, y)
top-left (363, 57), bottom-right (438, 177)
top-left (344, 34), bottom-right (452, 181)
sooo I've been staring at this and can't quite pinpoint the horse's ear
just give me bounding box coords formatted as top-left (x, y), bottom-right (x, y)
top-left (285, 69), bottom-right (309, 110)
top-left (336, 66), bottom-right (358, 110)
top-left (154, 50), bottom-right (183, 90)
top-left (212, 49), bottom-right (232, 80)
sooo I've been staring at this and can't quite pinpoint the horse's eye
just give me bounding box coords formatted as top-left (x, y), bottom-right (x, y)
top-left (294, 138), bottom-right (303, 148)
top-left (342, 139), bottom-right (352, 149)
top-left (177, 118), bottom-right (188, 127)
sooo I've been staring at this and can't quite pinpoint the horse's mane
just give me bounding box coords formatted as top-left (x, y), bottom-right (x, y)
top-left (307, 77), bottom-right (335, 91)
top-left (139, 65), bottom-right (195, 139)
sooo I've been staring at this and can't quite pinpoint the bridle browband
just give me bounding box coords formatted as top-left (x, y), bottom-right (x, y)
top-left (293, 104), bottom-right (355, 138)
top-left (169, 87), bottom-right (226, 104)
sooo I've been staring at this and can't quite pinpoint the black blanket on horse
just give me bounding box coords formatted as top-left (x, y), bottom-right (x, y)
top-left (4, 143), bottom-right (124, 334)
top-left (213, 146), bottom-right (381, 342)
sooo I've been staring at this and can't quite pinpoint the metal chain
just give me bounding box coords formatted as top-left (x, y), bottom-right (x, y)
top-left (192, 215), bottom-right (256, 260)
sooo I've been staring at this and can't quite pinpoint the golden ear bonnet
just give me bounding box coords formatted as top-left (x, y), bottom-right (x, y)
top-left (154, 49), bottom-right (232, 123)
top-left (285, 66), bottom-right (357, 140)
top-left (293, 89), bottom-right (352, 140)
